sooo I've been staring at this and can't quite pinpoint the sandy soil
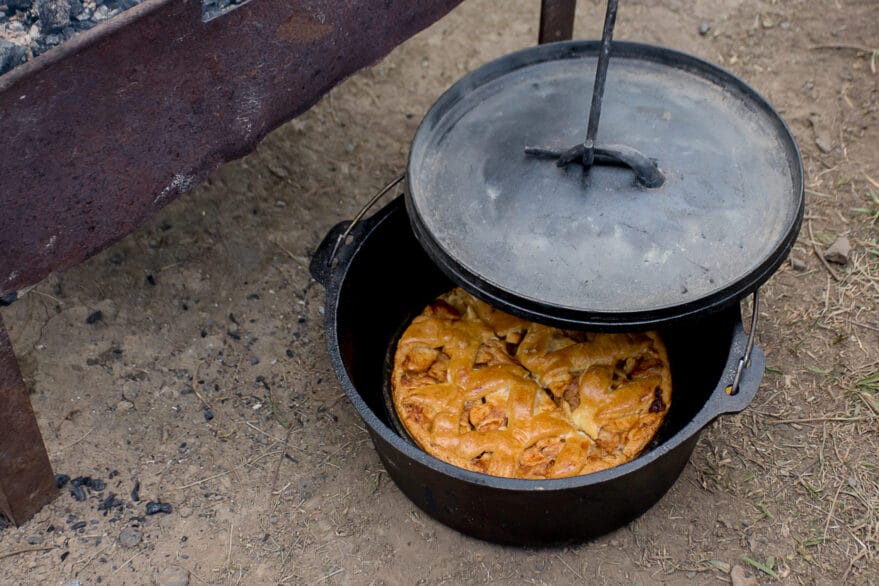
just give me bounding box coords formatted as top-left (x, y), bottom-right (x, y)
top-left (1, 0), bottom-right (877, 584)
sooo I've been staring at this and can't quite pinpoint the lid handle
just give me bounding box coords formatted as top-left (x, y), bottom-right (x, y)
top-left (525, 0), bottom-right (665, 189)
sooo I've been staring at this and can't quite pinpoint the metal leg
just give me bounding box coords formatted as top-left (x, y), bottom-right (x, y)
top-left (539, 0), bottom-right (577, 44)
top-left (0, 314), bottom-right (56, 525)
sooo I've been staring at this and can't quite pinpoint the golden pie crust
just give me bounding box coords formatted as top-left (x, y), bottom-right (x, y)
top-left (391, 288), bottom-right (672, 479)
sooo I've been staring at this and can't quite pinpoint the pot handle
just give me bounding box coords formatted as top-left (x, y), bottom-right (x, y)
top-left (310, 220), bottom-right (350, 286)
top-left (309, 174), bottom-right (406, 286)
top-left (695, 293), bottom-right (765, 424)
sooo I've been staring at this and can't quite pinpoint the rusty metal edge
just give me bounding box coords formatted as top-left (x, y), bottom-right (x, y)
top-left (0, 0), bottom-right (173, 92)
top-left (0, 0), bottom-right (465, 299)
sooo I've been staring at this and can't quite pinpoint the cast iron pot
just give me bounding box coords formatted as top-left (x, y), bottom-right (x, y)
top-left (309, 196), bottom-right (765, 545)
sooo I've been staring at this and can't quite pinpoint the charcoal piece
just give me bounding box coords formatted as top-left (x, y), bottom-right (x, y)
top-left (71, 476), bottom-right (90, 487)
top-left (89, 479), bottom-right (106, 491)
top-left (97, 493), bottom-right (123, 511)
top-left (85, 310), bottom-right (103, 324)
top-left (68, 0), bottom-right (82, 17)
top-left (202, 407), bottom-right (214, 421)
top-left (70, 484), bottom-right (86, 501)
top-left (55, 473), bottom-right (71, 488)
top-left (36, 0), bottom-right (70, 31)
top-left (0, 40), bottom-right (27, 76)
top-left (130, 480), bottom-right (140, 502)
top-left (71, 521), bottom-right (87, 530)
top-left (145, 501), bottom-right (173, 515)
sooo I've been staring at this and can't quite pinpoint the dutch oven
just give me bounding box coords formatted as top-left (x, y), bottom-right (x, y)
top-left (308, 2), bottom-right (803, 545)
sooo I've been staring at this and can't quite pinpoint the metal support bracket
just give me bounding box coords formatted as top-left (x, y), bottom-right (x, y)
top-left (0, 314), bottom-right (57, 525)
top-left (539, 0), bottom-right (577, 44)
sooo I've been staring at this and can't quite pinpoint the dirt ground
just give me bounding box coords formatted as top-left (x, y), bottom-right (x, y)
top-left (1, 0), bottom-right (877, 584)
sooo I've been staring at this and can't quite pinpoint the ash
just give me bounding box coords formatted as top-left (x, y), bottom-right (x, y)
top-left (0, 0), bottom-right (142, 75)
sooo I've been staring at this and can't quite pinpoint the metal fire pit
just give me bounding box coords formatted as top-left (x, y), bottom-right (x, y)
top-left (0, 0), bottom-right (578, 525)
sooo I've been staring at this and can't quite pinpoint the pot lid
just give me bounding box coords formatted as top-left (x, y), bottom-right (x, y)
top-left (406, 40), bottom-right (804, 329)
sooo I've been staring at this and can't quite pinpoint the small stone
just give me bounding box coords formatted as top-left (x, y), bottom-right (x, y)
top-left (62, 580), bottom-right (81, 586)
top-left (122, 381), bottom-right (140, 401)
top-left (155, 567), bottom-right (189, 586)
top-left (779, 21), bottom-right (791, 30)
top-left (698, 22), bottom-right (711, 36)
top-left (202, 407), bottom-right (214, 421)
top-left (789, 256), bottom-right (807, 271)
top-left (823, 236), bottom-right (851, 265)
top-left (36, 0), bottom-right (71, 31)
top-left (730, 565), bottom-right (759, 586)
top-left (177, 506), bottom-right (193, 518)
top-left (26, 534), bottom-right (44, 545)
top-left (117, 399), bottom-right (134, 412)
top-left (118, 526), bottom-right (142, 548)
top-left (92, 4), bottom-right (110, 20)
top-left (815, 136), bottom-right (833, 153)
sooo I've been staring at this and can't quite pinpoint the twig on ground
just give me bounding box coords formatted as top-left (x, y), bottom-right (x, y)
top-left (271, 423), bottom-right (297, 494)
top-left (190, 362), bottom-right (213, 411)
top-left (554, 553), bottom-right (586, 580)
top-left (809, 219), bottom-right (843, 282)
top-left (849, 320), bottom-right (879, 333)
top-left (113, 551), bottom-right (141, 574)
top-left (312, 568), bottom-right (344, 584)
top-left (823, 480), bottom-right (845, 541)
top-left (809, 43), bottom-right (876, 53)
top-left (77, 543), bottom-right (113, 575)
top-left (767, 416), bottom-right (867, 424)
top-left (0, 545), bottom-right (54, 560)
top-left (60, 426), bottom-right (97, 451)
top-left (228, 523), bottom-right (234, 566)
top-left (173, 449), bottom-right (282, 490)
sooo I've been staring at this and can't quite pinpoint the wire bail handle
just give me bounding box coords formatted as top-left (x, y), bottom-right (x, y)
top-left (325, 174), bottom-right (406, 267)
top-left (728, 290), bottom-right (760, 396)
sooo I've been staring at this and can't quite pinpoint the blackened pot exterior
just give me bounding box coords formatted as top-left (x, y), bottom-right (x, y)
top-left (310, 197), bottom-right (765, 545)
top-left (368, 421), bottom-right (701, 545)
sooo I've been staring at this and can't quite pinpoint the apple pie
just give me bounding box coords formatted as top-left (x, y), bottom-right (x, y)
top-left (391, 288), bottom-right (672, 479)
